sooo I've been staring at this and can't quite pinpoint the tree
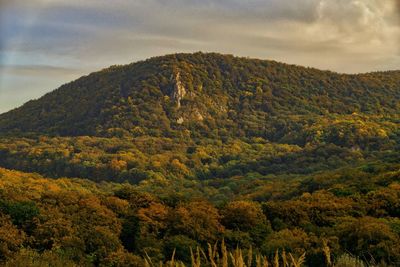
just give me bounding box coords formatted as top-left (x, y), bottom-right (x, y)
top-left (336, 217), bottom-right (400, 264)
top-left (168, 200), bottom-right (224, 242)
top-left (222, 201), bottom-right (267, 231)
top-left (0, 214), bottom-right (26, 260)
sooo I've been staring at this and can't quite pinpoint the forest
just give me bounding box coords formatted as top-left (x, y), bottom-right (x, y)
top-left (0, 53), bottom-right (399, 266)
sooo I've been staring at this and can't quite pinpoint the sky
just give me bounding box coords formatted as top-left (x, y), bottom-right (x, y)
top-left (0, 0), bottom-right (399, 114)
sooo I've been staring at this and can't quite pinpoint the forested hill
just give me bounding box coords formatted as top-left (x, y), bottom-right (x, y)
top-left (1, 53), bottom-right (400, 266)
top-left (0, 52), bottom-right (399, 138)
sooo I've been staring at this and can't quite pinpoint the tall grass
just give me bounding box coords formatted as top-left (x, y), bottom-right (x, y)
top-left (144, 240), bottom-right (306, 267)
top-left (143, 239), bottom-right (382, 267)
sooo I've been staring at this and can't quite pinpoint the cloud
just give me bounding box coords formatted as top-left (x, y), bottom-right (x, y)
top-left (0, 0), bottom-right (399, 113)
top-left (0, 64), bottom-right (82, 76)
top-left (0, 64), bottom-right (83, 114)
top-left (1, 1), bottom-right (399, 69)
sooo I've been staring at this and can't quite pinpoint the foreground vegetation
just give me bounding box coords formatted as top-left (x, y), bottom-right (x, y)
top-left (0, 164), bottom-right (399, 266)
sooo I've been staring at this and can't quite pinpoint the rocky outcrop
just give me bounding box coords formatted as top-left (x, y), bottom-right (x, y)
top-left (175, 108), bottom-right (204, 125)
top-left (177, 117), bottom-right (184, 124)
top-left (172, 72), bottom-right (186, 108)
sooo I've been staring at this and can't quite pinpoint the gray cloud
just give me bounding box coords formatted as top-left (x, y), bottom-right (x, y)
top-left (0, 64), bottom-right (83, 113)
top-left (0, 64), bottom-right (82, 76)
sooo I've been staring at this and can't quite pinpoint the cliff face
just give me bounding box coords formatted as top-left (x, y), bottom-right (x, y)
top-left (172, 72), bottom-right (187, 109)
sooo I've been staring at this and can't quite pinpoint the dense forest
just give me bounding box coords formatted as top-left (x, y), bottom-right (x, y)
top-left (0, 53), bottom-right (399, 138)
top-left (0, 53), bottom-right (399, 266)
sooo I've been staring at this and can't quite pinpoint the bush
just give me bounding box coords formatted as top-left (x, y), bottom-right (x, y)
top-left (163, 235), bottom-right (199, 263)
top-left (334, 254), bottom-right (366, 267)
top-left (4, 249), bottom-right (79, 267)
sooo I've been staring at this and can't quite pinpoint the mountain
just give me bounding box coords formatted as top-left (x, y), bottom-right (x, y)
top-left (0, 52), bottom-right (399, 185)
top-left (0, 52), bottom-right (399, 139)
top-left (1, 53), bottom-right (400, 266)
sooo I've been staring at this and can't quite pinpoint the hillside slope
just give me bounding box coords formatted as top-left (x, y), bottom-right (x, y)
top-left (0, 52), bottom-right (399, 138)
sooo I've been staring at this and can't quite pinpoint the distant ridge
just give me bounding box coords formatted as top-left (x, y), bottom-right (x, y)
top-left (0, 52), bottom-right (399, 138)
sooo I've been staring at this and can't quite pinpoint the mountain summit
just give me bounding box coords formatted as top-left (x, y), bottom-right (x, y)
top-left (0, 52), bottom-right (399, 138)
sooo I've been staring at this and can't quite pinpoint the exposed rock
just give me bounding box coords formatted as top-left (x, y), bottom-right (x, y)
top-left (194, 109), bottom-right (203, 121)
top-left (177, 117), bottom-right (184, 124)
top-left (172, 72), bottom-right (186, 108)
